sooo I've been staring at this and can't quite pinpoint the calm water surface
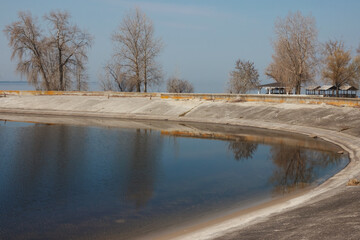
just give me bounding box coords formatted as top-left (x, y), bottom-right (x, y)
top-left (0, 120), bottom-right (349, 239)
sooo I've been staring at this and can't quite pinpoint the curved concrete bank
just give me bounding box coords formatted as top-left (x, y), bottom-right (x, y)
top-left (1, 93), bottom-right (360, 239)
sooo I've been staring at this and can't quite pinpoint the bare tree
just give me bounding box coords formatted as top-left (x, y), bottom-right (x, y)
top-left (167, 76), bottom-right (194, 93)
top-left (3, 10), bottom-right (93, 91)
top-left (111, 8), bottom-right (163, 92)
top-left (265, 63), bottom-right (294, 94)
top-left (45, 10), bottom-right (92, 90)
top-left (321, 40), bottom-right (360, 96)
top-left (74, 56), bottom-right (89, 91)
top-left (266, 11), bottom-right (318, 94)
top-left (140, 11), bottom-right (163, 92)
top-left (100, 57), bottom-right (137, 92)
top-left (227, 59), bottom-right (259, 94)
top-left (4, 12), bottom-right (50, 90)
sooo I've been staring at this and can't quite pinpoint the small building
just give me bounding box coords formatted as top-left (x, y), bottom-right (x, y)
top-left (339, 85), bottom-right (358, 98)
top-left (317, 85), bottom-right (336, 97)
top-left (305, 86), bottom-right (320, 95)
top-left (258, 82), bottom-right (287, 94)
top-left (305, 84), bottom-right (358, 98)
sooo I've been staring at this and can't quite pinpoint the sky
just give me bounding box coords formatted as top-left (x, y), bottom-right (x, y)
top-left (1, 0), bottom-right (360, 93)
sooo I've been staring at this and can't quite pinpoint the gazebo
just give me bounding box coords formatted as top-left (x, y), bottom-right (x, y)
top-left (258, 82), bottom-right (287, 94)
top-left (339, 85), bottom-right (358, 98)
top-left (305, 86), bottom-right (320, 95)
top-left (305, 84), bottom-right (358, 98)
top-left (317, 85), bottom-right (336, 97)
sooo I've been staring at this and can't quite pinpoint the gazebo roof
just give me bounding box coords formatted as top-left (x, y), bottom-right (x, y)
top-left (259, 82), bottom-right (285, 88)
top-left (339, 85), bottom-right (358, 91)
top-left (318, 85), bottom-right (336, 91)
top-left (306, 86), bottom-right (320, 91)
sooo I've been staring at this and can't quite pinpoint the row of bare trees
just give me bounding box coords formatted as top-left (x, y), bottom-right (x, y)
top-left (7, 9), bottom-right (357, 94)
top-left (4, 11), bottom-right (93, 91)
top-left (4, 8), bottom-right (194, 93)
top-left (228, 11), bottom-right (360, 95)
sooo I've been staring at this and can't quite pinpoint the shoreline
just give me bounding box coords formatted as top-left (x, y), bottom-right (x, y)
top-left (1, 111), bottom-right (358, 239)
top-left (1, 114), bottom-right (346, 240)
top-left (0, 95), bottom-right (360, 239)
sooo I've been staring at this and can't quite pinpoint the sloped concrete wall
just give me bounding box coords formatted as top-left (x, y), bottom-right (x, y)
top-left (1, 93), bottom-right (360, 137)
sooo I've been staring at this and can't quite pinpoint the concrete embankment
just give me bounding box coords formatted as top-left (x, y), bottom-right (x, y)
top-left (0, 91), bottom-right (360, 239)
top-left (1, 91), bottom-right (360, 136)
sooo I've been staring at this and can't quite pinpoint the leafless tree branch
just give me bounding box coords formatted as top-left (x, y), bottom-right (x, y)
top-left (3, 10), bottom-right (93, 91)
top-left (227, 59), bottom-right (259, 94)
top-left (110, 7), bottom-right (163, 92)
top-left (166, 75), bottom-right (194, 93)
top-left (266, 11), bottom-right (318, 94)
top-left (321, 40), bottom-right (360, 96)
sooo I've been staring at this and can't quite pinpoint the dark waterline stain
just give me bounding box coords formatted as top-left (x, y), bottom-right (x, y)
top-left (0, 121), bottom-right (349, 239)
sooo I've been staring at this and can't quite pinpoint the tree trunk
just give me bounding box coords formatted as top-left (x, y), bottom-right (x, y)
top-left (136, 82), bottom-right (141, 92)
top-left (59, 49), bottom-right (63, 91)
top-left (295, 81), bottom-right (301, 94)
top-left (144, 69), bottom-right (147, 93)
top-left (136, 71), bottom-right (141, 92)
top-left (40, 70), bottom-right (50, 90)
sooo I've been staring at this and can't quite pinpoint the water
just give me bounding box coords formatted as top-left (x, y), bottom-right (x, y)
top-left (0, 120), bottom-right (349, 239)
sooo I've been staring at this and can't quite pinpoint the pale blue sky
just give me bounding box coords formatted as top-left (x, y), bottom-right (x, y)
top-left (1, 0), bottom-right (360, 92)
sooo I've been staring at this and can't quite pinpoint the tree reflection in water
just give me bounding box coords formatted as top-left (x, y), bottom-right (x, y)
top-left (227, 137), bottom-right (258, 161)
top-left (125, 129), bottom-right (163, 209)
top-left (226, 135), bottom-right (344, 195)
top-left (269, 144), bottom-right (342, 194)
top-left (0, 121), bottom-right (349, 239)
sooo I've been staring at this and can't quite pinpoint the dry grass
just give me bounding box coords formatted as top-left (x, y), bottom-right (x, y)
top-left (347, 178), bottom-right (360, 186)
